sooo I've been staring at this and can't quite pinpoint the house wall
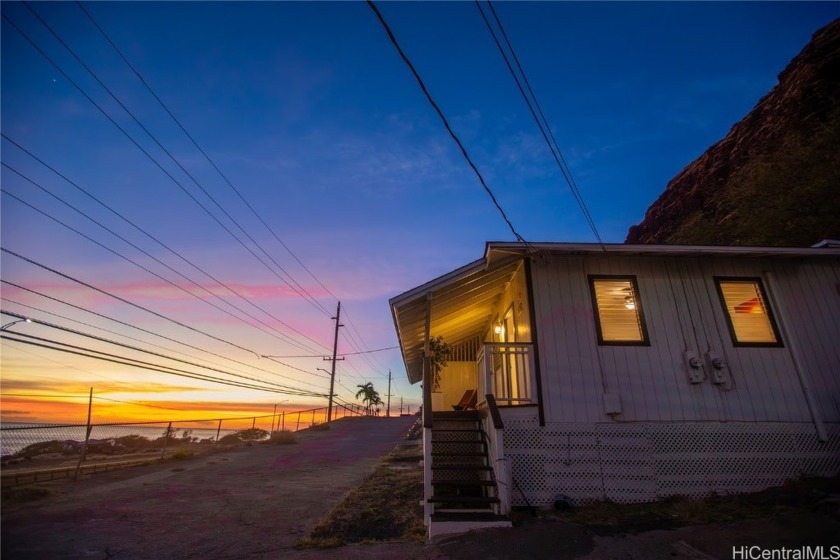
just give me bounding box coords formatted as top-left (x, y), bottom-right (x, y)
top-left (529, 254), bottom-right (840, 425)
top-left (769, 260), bottom-right (840, 424)
top-left (485, 262), bottom-right (531, 344)
top-left (437, 361), bottom-right (478, 410)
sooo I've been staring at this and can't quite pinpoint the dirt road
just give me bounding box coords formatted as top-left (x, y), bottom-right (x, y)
top-left (2, 415), bottom-right (419, 559)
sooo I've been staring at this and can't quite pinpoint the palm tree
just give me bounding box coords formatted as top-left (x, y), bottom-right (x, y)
top-left (355, 382), bottom-right (382, 415)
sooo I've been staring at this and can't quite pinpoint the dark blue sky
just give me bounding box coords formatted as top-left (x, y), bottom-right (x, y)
top-left (2, 2), bottom-right (838, 412)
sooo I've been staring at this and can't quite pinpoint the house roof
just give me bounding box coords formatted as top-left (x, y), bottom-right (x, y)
top-left (389, 254), bottom-right (522, 384)
top-left (390, 241), bottom-right (840, 383)
top-left (483, 241), bottom-right (840, 260)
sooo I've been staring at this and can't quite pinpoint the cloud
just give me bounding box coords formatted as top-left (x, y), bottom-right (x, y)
top-left (0, 378), bottom-right (206, 395)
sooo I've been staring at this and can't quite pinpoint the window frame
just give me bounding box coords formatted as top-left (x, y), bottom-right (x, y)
top-left (588, 275), bottom-right (650, 347)
top-left (713, 276), bottom-right (784, 348)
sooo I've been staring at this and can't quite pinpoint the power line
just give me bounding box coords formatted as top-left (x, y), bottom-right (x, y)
top-left (7, 7), bottom-right (389, 380)
top-left (477, 0), bottom-right (605, 248)
top-left (3, 11), bottom-right (330, 357)
top-left (0, 310), bottom-right (326, 394)
top-left (1, 163), bottom-right (322, 353)
top-left (1, 134), bottom-right (327, 356)
top-left (75, 0), bottom-right (339, 315)
top-left (1, 280), bottom-right (316, 384)
top-left (261, 345), bottom-right (398, 359)
top-left (0, 319), bottom-right (155, 388)
top-left (2, 247), bottom-right (268, 360)
top-left (73, 3), bottom-right (400, 373)
top-left (1, 332), bottom-right (324, 396)
top-left (367, 0), bottom-right (527, 243)
top-left (21, 2), bottom-right (334, 319)
top-left (2, 251), bottom-right (334, 391)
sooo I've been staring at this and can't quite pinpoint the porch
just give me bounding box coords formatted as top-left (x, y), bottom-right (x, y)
top-left (389, 252), bottom-right (540, 536)
top-left (432, 342), bottom-right (539, 412)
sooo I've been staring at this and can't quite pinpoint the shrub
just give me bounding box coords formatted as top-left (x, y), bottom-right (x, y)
top-left (270, 430), bottom-right (298, 445)
top-left (16, 440), bottom-right (68, 457)
top-left (114, 435), bottom-right (152, 448)
top-left (309, 422), bottom-right (330, 432)
top-left (170, 449), bottom-right (194, 460)
top-left (233, 428), bottom-right (269, 442)
top-left (217, 434), bottom-right (241, 445)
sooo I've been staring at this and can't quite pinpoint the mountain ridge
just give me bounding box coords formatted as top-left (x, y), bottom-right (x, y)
top-left (626, 18), bottom-right (840, 247)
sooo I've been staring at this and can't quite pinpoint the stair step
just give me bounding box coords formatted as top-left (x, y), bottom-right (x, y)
top-left (433, 411), bottom-right (481, 420)
top-left (429, 495), bottom-right (500, 505)
top-left (431, 451), bottom-right (486, 456)
top-left (432, 479), bottom-right (497, 487)
top-left (431, 465), bottom-right (492, 471)
top-left (432, 428), bottom-right (481, 436)
top-left (430, 512), bottom-right (510, 523)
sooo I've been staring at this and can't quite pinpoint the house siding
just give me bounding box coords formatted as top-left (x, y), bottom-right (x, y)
top-left (530, 254), bottom-right (834, 425)
top-left (484, 261), bottom-right (531, 345)
top-left (769, 260), bottom-right (840, 423)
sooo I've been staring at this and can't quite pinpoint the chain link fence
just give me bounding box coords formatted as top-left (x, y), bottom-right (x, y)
top-left (1, 401), bottom-right (365, 486)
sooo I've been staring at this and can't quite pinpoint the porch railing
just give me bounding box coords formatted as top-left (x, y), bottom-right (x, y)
top-left (477, 343), bottom-right (537, 406)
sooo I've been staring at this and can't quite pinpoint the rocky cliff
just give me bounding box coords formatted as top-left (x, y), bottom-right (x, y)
top-left (626, 18), bottom-right (840, 247)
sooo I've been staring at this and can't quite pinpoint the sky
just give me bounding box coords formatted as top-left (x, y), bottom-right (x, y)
top-left (2, 1), bottom-right (838, 424)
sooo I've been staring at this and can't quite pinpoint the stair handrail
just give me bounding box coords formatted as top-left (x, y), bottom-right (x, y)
top-left (485, 393), bottom-right (504, 429)
top-left (480, 394), bottom-right (509, 515)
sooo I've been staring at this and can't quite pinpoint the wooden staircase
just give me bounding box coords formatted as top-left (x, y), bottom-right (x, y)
top-left (428, 410), bottom-right (511, 537)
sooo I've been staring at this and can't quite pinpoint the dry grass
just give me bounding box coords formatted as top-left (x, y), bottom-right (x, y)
top-left (296, 459), bottom-right (425, 548)
top-left (269, 430), bottom-right (299, 444)
top-left (169, 449), bottom-right (195, 460)
top-left (1, 485), bottom-right (53, 506)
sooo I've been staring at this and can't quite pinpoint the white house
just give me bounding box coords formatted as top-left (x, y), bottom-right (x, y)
top-left (389, 241), bottom-right (840, 537)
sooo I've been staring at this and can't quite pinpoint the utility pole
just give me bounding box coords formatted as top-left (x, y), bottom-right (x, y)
top-left (324, 301), bottom-right (344, 423)
top-left (400, 396), bottom-right (404, 415)
top-left (386, 369), bottom-right (392, 417)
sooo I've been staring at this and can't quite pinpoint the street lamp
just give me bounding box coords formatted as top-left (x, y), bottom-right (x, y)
top-left (271, 400), bottom-right (288, 433)
top-left (1, 317), bottom-right (32, 331)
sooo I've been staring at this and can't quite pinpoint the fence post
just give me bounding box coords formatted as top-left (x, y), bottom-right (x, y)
top-left (312, 409), bottom-right (316, 425)
top-left (296, 412), bottom-right (301, 431)
top-left (252, 417), bottom-right (256, 429)
top-left (160, 422), bottom-right (173, 461)
top-left (216, 419), bottom-right (222, 442)
top-left (281, 412), bottom-right (285, 431)
top-left (73, 387), bottom-right (94, 480)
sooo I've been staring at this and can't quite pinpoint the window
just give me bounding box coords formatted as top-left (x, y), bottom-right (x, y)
top-left (588, 276), bottom-right (649, 345)
top-left (715, 278), bottom-right (782, 346)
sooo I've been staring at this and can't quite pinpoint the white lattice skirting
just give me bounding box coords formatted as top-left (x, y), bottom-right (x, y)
top-left (503, 421), bottom-right (840, 506)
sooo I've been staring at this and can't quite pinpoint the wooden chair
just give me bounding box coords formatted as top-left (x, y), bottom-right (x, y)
top-left (452, 389), bottom-right (477, 411)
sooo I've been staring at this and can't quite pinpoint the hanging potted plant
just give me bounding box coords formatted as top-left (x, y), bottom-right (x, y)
top-left (428, 335), bottom-right (452, 391)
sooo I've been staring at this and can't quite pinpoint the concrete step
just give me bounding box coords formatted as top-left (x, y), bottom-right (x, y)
top-left (428, 512), bottom-right (512, 538)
